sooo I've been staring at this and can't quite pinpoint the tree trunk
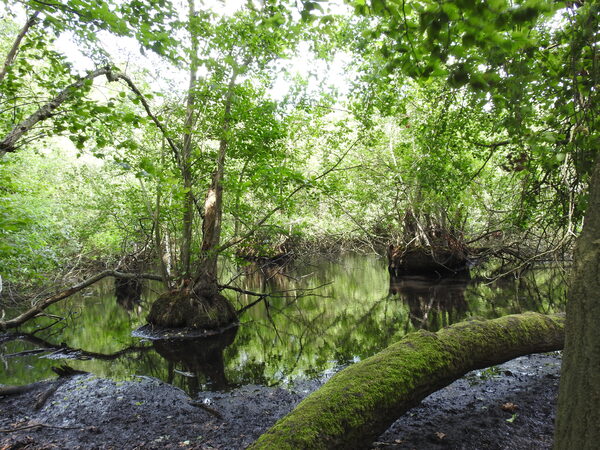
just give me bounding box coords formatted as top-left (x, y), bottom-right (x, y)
top-left (180, 0), bottom-right (199, 279)
top-left (154, 142), bottom-right (172, 288)
top-left (250, 312), bottom-right (565, 450)
top-left (554, 157), bottom-right (600, 449)
top-left (192, 66), bottom-right (241, 297)
top-left (146, 23), bottom-right (246, 331)
top-left (0, 11), bottom-right (39, 84)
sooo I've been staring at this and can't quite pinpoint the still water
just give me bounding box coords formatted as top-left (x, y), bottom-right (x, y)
top-left (0, 254), bottom-right (567, 393)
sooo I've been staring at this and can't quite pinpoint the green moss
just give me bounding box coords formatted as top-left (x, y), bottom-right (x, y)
top-left (250, 312), bottom-right (565, 450)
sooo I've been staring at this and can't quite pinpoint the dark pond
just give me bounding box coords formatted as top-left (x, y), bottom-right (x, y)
top-left (0, 253), bottom-right (567, 394)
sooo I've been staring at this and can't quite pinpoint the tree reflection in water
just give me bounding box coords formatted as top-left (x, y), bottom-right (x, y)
top-left (0, 255), bottom-right (567, 390)
top-left (389, 274), bottom-right (470, 331)
top-left (153, 326), bottom-right (238, 395)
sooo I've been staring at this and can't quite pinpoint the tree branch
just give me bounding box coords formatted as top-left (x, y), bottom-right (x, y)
top-left (0, 66), bottom-right (112, 157)
top-left (0, 11), bottom-right (39, 84)
top-left (0, 270), bottom-right (163, 330)
top-left (251, 313), bottom-right (565, 449)
top-left (106, 71), bottom-right (182, 170)
top-left (0, 66), bottom-right (182, 163)
top-left (467, 140), bottom-right (511, 182)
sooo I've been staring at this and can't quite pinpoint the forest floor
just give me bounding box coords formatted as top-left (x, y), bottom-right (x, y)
top-left (0, 352), bottom-right (561, 449)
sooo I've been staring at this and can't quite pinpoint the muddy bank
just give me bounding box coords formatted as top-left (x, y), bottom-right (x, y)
top-left (0, 353), bottom-right (560, 449)
top-left (375, 352), bottom-right (561, 449)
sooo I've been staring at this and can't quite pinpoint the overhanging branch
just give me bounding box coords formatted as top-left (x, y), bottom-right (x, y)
top-left (0, 66), bottom-right (113, 157)
top-left (0, 270), bottom-right (164, 330)
top-left (0, 11), bottom-right (40, 84)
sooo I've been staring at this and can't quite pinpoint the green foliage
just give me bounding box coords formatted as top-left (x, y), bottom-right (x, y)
top-left (316, 0), bottom-right (598, 248)
top-left (0, 144), bottom-right (157, 285)
top-left (0, 151), bottom-right (78, 282)
top-left (1, 0), bottom-right (594, 285)
top-left (1, 0), bottom-right (178, 59)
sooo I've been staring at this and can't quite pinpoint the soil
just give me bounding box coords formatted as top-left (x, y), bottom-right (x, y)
top-left (0, 352), bottom-right (561, 449)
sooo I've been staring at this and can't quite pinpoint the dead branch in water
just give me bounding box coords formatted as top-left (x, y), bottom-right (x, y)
top-left (220, 282), bottom-right (333, 315)
top-left (1, 332), bottom-right (153, 361)
top-left (0, 270), bottom-right (163, 330)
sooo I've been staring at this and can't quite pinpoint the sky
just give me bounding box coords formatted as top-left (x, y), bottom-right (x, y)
top-left (49, 0), bottom-right (354, 102)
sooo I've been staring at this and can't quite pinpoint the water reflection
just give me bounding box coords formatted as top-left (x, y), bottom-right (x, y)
top-left (115, 277), bottom-right (143, 312)
top-left (389, 275), bottom-right (470, 331)
top-left (238, 260), bottom-right (293, 293)
top-left (153, 327), bottom-right (238, 395)
top-left (0, 254), bottom-right (567, 391)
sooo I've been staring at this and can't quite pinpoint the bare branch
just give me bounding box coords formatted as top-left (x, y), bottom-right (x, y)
top-left (236, 296), bottom-right (268, 315)
top-left (0, 270), bottom-right (163, 330)
top-left (225, 281), bottom-right (333, 315)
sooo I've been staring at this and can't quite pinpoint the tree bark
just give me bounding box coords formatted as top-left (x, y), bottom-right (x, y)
top-left (0, 270), bottom-right (163, 330)
top-left (193, 65), bottom-right (242, 296)
top-left (554, 156), bottom-right (600, 449)
top-left (0, 67), bottom-right (113, 157)
top-left (180, 0), bottom-right (199, 278)
top-left (0, 11), bottom-right (39, 84)
top-left (250, 312), bottom-right (565, 450)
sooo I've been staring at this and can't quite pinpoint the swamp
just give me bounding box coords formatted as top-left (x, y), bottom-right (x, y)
top-left (0, 0), bottom-right (598, 448)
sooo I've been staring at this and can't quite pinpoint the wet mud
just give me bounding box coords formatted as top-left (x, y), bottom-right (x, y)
top-left (0, 352), bottom-right (561, 449)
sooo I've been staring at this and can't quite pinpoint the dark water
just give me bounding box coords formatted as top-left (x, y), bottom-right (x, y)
top-left (0, 254), bottom-right (567, 394)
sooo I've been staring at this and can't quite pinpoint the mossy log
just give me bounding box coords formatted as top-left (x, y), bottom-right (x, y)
top-left (250, 312), bottom-right (565, 450)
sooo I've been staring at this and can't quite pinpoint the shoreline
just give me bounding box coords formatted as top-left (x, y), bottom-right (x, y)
top-left (0, 352), bottom-right (561, 449)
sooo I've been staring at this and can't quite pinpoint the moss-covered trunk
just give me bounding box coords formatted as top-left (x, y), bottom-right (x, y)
top-left (554, 157), bottom-right (600, 449)
top-left (250, 312), bottom-right (565, 450)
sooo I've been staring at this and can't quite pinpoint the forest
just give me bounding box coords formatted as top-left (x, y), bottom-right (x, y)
top-left (0, 0), bottom-right (598, 448)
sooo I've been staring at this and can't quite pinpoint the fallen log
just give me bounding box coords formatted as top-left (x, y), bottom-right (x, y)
top-left (250, 312), bottom-right (565, 450)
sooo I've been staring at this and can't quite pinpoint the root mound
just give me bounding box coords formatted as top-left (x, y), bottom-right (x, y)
top-left (147, 290), bottom-right (237, 329)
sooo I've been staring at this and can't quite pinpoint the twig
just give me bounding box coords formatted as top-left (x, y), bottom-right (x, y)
top-left (236, 296), bottom-right (267, 315)
top-left (466, 229), bottom-right (503, 245)
top-left (218, 284), bottom-right (265, 297)
top-left (229, 281), bottom-right (332, 315)
top-left (188, 401), bottom-right (224, 420)
top-left (3, 348), bottom-right (53, 358)
top-left (30, 314), bottom-right (65, 335)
